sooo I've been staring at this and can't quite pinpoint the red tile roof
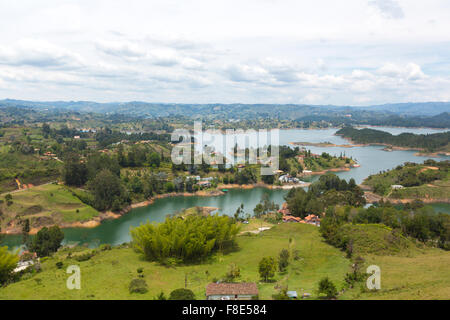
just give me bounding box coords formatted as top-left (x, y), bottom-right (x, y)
top-left (206, 283), bottom-right (258, 296)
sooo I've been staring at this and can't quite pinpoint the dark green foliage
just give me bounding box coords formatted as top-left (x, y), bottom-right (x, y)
top-left (365, 160), bottom-right (449, 195)
top-left (88, 169), bottom-right (130, 211)
top-left (30, 226), bottom-right (64, 257)
top-left (235, 167), bottom-right (257, 185)
top-left (320, 205), bottom-right (450, 251)
top-left (148, 152), bottom-right (161, 167)
top-left (317, 277), bottom-right (338, 299)
top-left (258, 257), bottom-right (277, 282)
top-left (285, 173), bottom-right (365, 218)
top-left (73, 250), bottom-right (97, 262)
top-left (337, 127), bottom-right (450, 152)
top-left (129, 278), bottom-right (148, 294)
top-left (63, 153), bottom-right (88, 186)
top-left (86, 153), bottom-right (120, 180)
top-left (131, 214), bottom-right (239, 263)
top-left (155, 291), bottom-right (167, 300)
top-left (0, 246), bottom-right (19, 285)
top-left (169, 288), bottom-right (195, 300)
top-left (278, 249), bottom-right (290, 272)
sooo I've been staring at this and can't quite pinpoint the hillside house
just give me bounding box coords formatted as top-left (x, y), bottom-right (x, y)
top-left (206, 283), bottom-right (258, 300)
top-left (198, 181), bottom-right (212, 189)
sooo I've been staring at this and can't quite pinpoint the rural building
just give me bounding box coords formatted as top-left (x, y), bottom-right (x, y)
top-left (283, 215), bottom-right (302, 223)
top-left (206, 283), bottom-right (258, 300)
top-left (304, 214), bottom-right (321, 226)
top-left (198, 181), bottom-right (212, 188)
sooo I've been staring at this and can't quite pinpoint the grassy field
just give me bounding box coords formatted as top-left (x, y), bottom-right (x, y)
top-left (1, 221), bottom-right (449, 300)
top-left (391, 179), bottom-right (450, 200)
top-left (0, 223), bottom-right (352, 300)
top-left (363, 162), bottom-right (450, 200)
top-left (342, 249), bottom-right (450, 300)
top-left (0, 184), bottom-right (99, 231)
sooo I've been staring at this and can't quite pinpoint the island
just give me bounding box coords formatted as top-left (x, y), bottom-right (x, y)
top-left (336, 126), bottom-right (450, 156)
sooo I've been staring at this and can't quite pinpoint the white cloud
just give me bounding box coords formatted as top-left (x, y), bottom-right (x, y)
top-left (0, 1), bottom-right (449, 104)
top-left (377, 63), bottom-right (427, 81)
top-left (0, 39), bottom-right (84, 68)
top-left (368, 0), bottom-right (405, 20)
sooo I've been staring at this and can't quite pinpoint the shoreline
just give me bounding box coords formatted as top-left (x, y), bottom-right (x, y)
top-left (1, 165), bottom-right (356, 235)
top-left (363, 191), bottom-right (450, 205)
top-left (337, 135), bottom-right (449, 157)
top-left (1, 181), bottom-right (314, 235)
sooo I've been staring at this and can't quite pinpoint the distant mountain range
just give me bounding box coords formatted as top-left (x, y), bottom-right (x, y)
top-left (0, 100), bottom-right (449, 124)
top-left (359, 102), bottom-right (450, 116)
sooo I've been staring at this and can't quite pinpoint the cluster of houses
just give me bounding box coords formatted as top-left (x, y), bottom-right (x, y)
top-left (278, 203), bottom-right (321, 227)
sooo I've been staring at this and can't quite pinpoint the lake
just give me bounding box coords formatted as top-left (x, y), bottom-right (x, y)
top-left (1, 127), bottom-right (449, 249)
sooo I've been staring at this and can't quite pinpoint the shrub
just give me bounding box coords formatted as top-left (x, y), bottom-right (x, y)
top-left (169, 288), bottom-right (195, 300)
top-left (0, 246), bottom-right (19, 285)
top-left (155, 291), bottom-right (167, 300)
top-left (55, 261), bottom-right (64, 269)
top-left (129, 278), bottom-right (148, 294)
top-left (73, 250), bottom-right (96, 262)
top-left (278, 249), bottom-right (290, 272)
top-left (131, 214), bottom-right (239, 263)
top-left (99, 244), bottom-right (112, 251)
top-left (317, 277), bottom-right (338, 299)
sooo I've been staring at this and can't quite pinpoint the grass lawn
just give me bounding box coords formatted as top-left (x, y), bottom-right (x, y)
top-left (341, 248), bottom-right (450, 300)
top-left (0, 184), bottom-right (99, 229)
top-left (0, 223), bottom-right (352, 300)
top-left (391, 183), bottom-right (450, 200)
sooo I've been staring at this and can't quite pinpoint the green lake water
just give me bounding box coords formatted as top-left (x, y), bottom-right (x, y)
top-left (2, 127), bottom-right (449, 249)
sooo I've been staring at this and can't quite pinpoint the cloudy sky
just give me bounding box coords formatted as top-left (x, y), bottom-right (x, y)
top-left (0, 0), bottom-right (450, 105)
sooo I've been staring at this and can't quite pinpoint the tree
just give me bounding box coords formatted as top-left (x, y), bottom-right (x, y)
top-left (21, 219), bottom-right (30, 248)
top-left (169, 288), bottom-right (196, 300)
top-left (261, 174), bottom-right (274, 185)
top-left (278, 249), bottom-right (290, 272)
top-left (42, 123), bottom-right (51, 138)
top-left (88, 169), bottom-right (129, 211)
top-left (86, 153), bottom-right (121, 180)
top-left (63, 153), bottom-right (88, 186)
top-left (30, 226), bottom-right (64, 257)
top-left (0, 246), bottom-right (19, 285)
top-left (224, 263), bottom-right (241, 282)
top-left (317, 277), bottom-right (338, 299)
top-left (258, 257), bottom-right (277, 282)
top-left (148, 152), bottom-right (161, 167)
